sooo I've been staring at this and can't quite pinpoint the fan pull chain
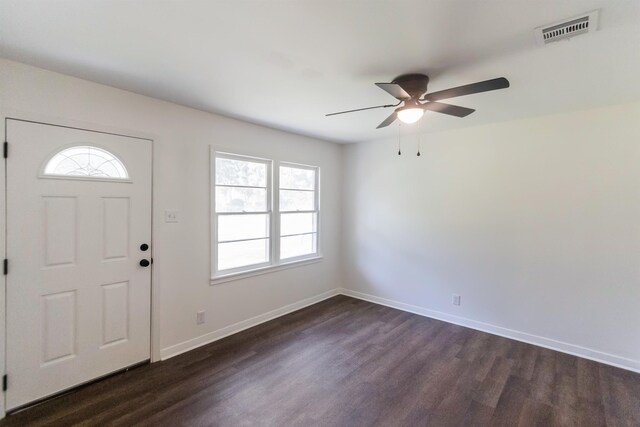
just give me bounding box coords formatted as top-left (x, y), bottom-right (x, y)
top-left (397, 123), bottom-right (402, 155)
top-left (416, 119), bottom-right (423, 157)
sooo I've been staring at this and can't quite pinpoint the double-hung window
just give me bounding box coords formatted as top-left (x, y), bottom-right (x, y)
top-left (214, 153), bottom-right (272, 274)
top-left (212, 151), bottom-right (320, 281)
top-left (279, 164), bottom-right (319, 260)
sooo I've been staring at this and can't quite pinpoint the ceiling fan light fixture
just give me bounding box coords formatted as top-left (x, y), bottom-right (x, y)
top-left (397, 107), bottom-right (424, 124)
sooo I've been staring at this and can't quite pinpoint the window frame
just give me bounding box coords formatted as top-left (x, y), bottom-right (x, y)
top-left (212, 152), bottom-right (273, 276)
top-left (278, 161), bottom-right (320, 263)
top-left (210, 149), bottom-right (322, 284)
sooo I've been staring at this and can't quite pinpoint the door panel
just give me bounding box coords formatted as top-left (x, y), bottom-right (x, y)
top-left (43, 196), bottom-right (77, 267)
top-left (41, 290), bottom-right (77, 365)
top-left (101, 281), bottom-right (129, 347)
top-left (102, 197), bottom-right (130, 260)
top-left (6, 120), bottom-right (152, 410)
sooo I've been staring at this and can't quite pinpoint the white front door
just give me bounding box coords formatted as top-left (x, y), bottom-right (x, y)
top-left (5, 120), bottom-right (152, 411)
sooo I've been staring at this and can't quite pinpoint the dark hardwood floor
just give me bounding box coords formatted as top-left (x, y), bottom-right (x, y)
top-left (2, 295), bottom-right (639, 426)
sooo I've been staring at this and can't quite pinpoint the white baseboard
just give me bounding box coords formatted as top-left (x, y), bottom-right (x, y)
top-left (160, 288), bottom-right (340, 360)
top-left (160, 286), bottom-right (639, 374)
top-left (339, 288), bottom-right (640, 373)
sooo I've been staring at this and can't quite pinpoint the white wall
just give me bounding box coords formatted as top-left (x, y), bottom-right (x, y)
top-left (1, 57), bottom-right (639, 398)
top-left (342, 102), bottom-right (640, 372)
top-left (0, 59), bottom-right (343, 364)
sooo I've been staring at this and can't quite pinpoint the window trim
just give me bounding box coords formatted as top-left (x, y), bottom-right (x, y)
top-left (210, 148), bottom-right (322, 284)
top-left (210, 256), bottom-right (323, 285)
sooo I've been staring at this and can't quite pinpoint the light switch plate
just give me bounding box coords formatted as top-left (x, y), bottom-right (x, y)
top-left (165, 210), bottom-right (179, 223)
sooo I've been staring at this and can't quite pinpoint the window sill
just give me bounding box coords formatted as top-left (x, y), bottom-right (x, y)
top-left (210, 256), bottom-right (323, 285)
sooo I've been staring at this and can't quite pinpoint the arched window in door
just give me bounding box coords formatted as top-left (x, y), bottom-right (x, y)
top-left (43, 146), bottom-right (129, 179)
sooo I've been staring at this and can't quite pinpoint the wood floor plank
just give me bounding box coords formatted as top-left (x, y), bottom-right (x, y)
top-left (1, 295), bottom-right (638, 426)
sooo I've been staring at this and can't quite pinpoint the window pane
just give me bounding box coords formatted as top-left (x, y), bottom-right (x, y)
top-left (216, 187), bottom-right (267, 212)
top-left (218, 214), bottom-right (269, 242)
top-left (280, 166), bottom-right (315, 190)
top-left (281, 213), bottom-right (316, 236)
top-left (44, 146), bottom-right (128, 179)
top-left (279, 189), bottom-right (314, 211)
top-left (216, 157), bottom-right (266, 187)
top-left (281, 233), bottom-right (316, 259)
top-left (218, 238), bottom-right (269, 270)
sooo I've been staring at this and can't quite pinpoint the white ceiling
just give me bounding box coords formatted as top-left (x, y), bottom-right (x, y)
top-left (1, 0), bottom-right (640, 143)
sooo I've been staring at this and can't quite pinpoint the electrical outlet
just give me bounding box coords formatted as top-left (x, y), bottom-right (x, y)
top-left (196, 310), bottom-right (205, 325)
top-left (165, 210), bottom-right (179, 223)
top-left (452, 295), bottom-right (461, 306)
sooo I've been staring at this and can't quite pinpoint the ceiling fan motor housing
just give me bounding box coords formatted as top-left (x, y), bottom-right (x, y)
top-left (392, 73), bottom-right (429, 99)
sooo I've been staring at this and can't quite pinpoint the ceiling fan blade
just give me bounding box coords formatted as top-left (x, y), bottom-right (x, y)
top-left (375, 83), bottom-right (411, 100)
top-left (376, 112), bottom-right (397, 129)
top-left (423, 77), bottom-right (510, 101)
top-left (326, 102), bottom-right (399, 117)
top-left (422, 102), bottom-right (475, 117)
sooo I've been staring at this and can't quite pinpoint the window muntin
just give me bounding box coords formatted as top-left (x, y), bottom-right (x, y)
top-left (43, 146), bottom-right (128, 179)
top-left (214, 154), bottom-right (271, 273)
top-left (279, 164), bottom-right (319, 260)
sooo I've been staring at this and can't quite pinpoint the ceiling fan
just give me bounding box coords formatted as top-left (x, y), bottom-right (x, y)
top-left (326, 74), bottom-right (510, 128)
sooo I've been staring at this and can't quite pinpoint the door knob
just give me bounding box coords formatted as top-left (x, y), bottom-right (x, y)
top-left (139, 259), bottom-right (150, 267)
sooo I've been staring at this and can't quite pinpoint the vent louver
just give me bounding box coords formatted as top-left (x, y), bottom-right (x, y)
top-left (535, 10), bottom-right (599, 45)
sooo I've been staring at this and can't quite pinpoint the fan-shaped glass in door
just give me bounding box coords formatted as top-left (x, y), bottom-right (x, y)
top-left (44, 146), bottom-right (129, 179)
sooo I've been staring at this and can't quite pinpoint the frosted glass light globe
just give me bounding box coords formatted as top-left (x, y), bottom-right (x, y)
top-left (397, 108), bottom-right (424, 124)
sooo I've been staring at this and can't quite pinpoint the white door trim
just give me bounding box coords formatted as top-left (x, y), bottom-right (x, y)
top-left (0, 113), bottom-right (160, 419)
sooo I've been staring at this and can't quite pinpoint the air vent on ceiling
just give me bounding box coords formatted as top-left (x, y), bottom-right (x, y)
top-left (534, 10), bottom-right (599, 45)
